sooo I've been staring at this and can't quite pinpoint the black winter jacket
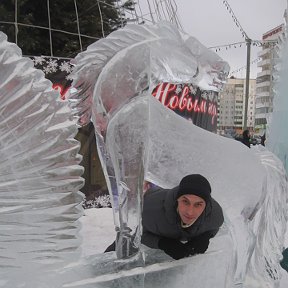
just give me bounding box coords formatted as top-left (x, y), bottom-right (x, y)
top-left (141, 186), bottom-right (224, 249)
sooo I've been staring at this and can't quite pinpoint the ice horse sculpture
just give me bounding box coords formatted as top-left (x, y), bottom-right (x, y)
top-left (0, 32), bottom-right (84, 287)
top-left (69, 21), bottom-right (229, 259)
top-left (70, 21), bottom-right (288, 287)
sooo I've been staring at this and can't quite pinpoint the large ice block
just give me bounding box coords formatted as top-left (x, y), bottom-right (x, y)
top-left (266, 28), bottom-right (288, 173)
top-left (59, 226), bottom-right (234, 288)
top-left (0, 31), bottom-right (85, 287)
top-left (70, 21), bottom-right (229, 259)
top-left (69, 20), bottom-right (288, 286)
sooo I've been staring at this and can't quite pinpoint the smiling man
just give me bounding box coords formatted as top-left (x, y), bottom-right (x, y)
top-left (141, 174), bottom-right (224, 260)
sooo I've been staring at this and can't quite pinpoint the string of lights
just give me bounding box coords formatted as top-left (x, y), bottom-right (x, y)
top-left (228, 58), bottom-right (260, 77)
top-left (208, 39), bottom-right (278, 52)
top-left (222, 0), bottom-right (249, 40)
top-left (209, 41), bottom-right (246, 52)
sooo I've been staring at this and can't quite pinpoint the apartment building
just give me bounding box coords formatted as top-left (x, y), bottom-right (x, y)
top-left (217, 77), bottom-right (256, 134)
top-left (255, 24), bottom-right (284, 132)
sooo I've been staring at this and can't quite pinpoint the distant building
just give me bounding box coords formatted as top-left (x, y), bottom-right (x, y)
top-left (217, 77), bottom-right (256, 134)
top-left (255, 24), bottom-right (284, 132)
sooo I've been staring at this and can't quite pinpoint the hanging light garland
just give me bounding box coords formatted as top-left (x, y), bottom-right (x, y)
top-left (208, 39), bottom-right (278, 52)
top-left (209, 0), bottom-right (279, 78)
top-left (228, 58), bottom-right (261, 77)
top-left (222, 0), bottom-right (248, 40)
top-left (221, 0), bottom-right (278, 48)
top-left (208, 41), bottom-right (245, 52)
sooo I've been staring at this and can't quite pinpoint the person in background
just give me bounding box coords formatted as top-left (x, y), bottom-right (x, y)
top-left (242, 129), bottom-right (251, 148)
top-left (141, 174), bottom-right (224, 260)
top-left (261, 133), bottom-right (266, 147)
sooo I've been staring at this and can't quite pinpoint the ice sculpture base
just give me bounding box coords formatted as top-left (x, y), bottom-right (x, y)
top-left (63, 232), bottom-right (233, 288)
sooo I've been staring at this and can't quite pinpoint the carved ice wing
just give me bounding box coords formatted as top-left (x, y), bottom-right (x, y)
top-left (0, 31), bottom-right (84, 286)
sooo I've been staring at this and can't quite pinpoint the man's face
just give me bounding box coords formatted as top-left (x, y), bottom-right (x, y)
top-left (177, 194), bottom-right (206, 225)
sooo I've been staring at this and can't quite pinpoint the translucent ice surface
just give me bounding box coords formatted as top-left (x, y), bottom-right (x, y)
top-left (69, 21), bottom-right (288, 287)
top-left (0, 32), bottom-right (85, 287)
top-left (145, 96), bottom-right (288, 286)
top-left (64, 141), bottom-right (287, 288)
top-left (266, 29), bottom-right (288, 174)
top-left (70, 21), bottom-right (229, 259)
top-left (1, 18), bottom-right (286, 287)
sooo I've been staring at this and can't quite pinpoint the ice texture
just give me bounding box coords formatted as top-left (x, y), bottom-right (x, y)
top-left (0, 18), bottom-right (286, 287)
top-left (146, 96), bottom-right (288, 286)
top-left (0, 32), bottom-right (85, 287)
top-left (70, 21), bottom-right (229, 259)
top-left (69, 21), bottom-right (288, 286)
top-left (62, 142), bottom-right (287, 288)
top-left (266, 27), bottom-right (288, 173)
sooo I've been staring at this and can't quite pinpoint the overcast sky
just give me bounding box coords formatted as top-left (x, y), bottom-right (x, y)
top-left (175, 0), bottom-right (287, 78)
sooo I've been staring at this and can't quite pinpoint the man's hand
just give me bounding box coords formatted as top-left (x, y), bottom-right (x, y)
top-left (186, 232), bottom-right (212, 254)
top-left (158, 238), bottom-right (190, 260)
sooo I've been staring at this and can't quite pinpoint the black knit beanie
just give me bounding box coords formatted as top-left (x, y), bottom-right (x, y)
top-left (177, 174), bottom-right (211, 204)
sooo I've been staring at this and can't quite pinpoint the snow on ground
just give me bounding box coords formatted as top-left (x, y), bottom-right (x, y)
top-left (79, 207), bottom-right (288, 287)
top-left (79, 207), bottom-right (116, 257)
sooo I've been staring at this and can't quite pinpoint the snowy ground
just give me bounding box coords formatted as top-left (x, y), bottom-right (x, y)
top-left (79, 207), bottom-right (116, 257)
top-left (79, 207), bottom-right (288, 288)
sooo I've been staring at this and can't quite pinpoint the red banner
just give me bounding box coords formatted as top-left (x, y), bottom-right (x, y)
top-left (152, 83), bottom-right (218, 132)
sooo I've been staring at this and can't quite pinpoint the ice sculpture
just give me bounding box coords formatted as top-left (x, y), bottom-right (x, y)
top-left (0, 18), bottom-right (287, 287)
top-left (64, 143), bottom-right (287, 288)
top-left (266, 26), bottom-right (288, 173)
top-left (69, 21), bottom-right (288, 288)
top-left (0, 32), bottom-right (85, 287)
top-left (69, 21), bottom-right (229, 259)
top-left (145, 98), bottom-right (288, 287)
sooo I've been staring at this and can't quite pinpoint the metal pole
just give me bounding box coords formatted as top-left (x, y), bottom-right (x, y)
top-left (243, 38), bottom-right (251, 130)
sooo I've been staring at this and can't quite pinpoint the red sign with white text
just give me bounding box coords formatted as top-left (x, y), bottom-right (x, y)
top-left (31, 57), bottom-right (218, 132)
top-left (152, 83), bottom-right (218, 132)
